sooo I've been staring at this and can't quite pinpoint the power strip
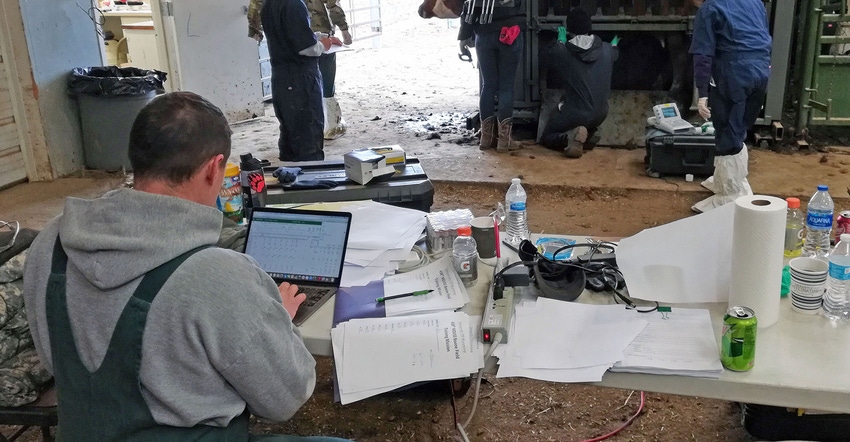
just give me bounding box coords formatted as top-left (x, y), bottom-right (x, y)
top-left (481, 285), bottom-right (514, 344)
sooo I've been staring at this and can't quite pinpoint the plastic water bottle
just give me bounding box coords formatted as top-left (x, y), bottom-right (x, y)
top-left (823, 233), bottom-right (850, 320)
top-left (452, 226), bottom-right (478, 287)
top-left (802, 185), bottom-right (834, 260)
top-left (505, 178), bottom-right (529, 246)
top-left (784, 197), bottom-right (803, 258)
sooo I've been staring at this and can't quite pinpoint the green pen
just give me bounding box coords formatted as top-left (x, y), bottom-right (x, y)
top-left (375, 289), bottom-right (434, 303)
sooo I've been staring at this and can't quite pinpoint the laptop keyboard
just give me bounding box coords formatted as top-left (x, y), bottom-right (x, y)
top-left (292, 287), bottom-right (335, 327)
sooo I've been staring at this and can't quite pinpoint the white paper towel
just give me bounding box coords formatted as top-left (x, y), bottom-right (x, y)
top-left (729, 195), bottom-right (787, 328)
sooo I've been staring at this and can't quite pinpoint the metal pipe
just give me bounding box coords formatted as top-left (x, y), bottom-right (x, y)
top-left (797, 0), bottom-right (825, 134)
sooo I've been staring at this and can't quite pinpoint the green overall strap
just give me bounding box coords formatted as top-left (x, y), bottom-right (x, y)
top-left (46, 238), bottom-right (250, 442)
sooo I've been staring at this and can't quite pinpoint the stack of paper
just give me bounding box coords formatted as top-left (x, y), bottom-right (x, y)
top-left (610, 308), bottom-right (723, 378)
top-left (381, 256), bottom-right (470, 316)
top-left (494, 300), bottom-right (723, 381)
top-left (494, 299), bottom-right (648, 383)
top-left (332, 256), bottom-right (472, 325)
top-left (335, 201), bottom-right (428, 287)
top-left (331, 312), bottom-right (484, 404)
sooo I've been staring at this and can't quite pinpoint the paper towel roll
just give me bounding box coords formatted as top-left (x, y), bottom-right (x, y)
top-left (729, 195), bottom-right (788, 328)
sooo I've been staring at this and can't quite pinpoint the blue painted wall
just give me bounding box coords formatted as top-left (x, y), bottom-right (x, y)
top-left (20, 0), bottom-right (102, 175)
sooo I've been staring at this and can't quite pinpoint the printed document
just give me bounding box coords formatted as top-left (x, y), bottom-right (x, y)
top-left (332, 311), bottom-right (484, 404)
top-left (611, 307), bottom-right (723, 378)
top-left (382, 256), bottom-right (470, 316)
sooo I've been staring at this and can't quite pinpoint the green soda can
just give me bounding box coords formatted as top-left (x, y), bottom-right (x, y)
top-left (721, 306), bottom-right (757, 371)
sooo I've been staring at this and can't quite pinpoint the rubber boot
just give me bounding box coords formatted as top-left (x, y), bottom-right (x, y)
top-left (323, 97), bottom-right (347, 140)
top-left (563, 126), bottom-right (588, 158)
top-left (479, 116), bottom-right (497, 150)
top-left (497, 118), bottom-right (521, 152)
top-left (701, 143), bottom-right (751, 194)
top-left (691, 147), bottom-right (753, 213)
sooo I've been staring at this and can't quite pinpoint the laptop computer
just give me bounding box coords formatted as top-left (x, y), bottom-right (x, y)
top-left (244, 207), bottom-right (352, 326)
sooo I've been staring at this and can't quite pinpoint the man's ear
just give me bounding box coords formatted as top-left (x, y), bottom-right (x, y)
top-left (203, 154), bottom-right (226, 185)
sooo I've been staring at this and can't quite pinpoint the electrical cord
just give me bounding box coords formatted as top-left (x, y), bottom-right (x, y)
top-left (456, 332), bottom-right (503, 442)
top-left (396, 244), bottom-right (430, 273)
top-left (580, 391), bottom-right (646, 442)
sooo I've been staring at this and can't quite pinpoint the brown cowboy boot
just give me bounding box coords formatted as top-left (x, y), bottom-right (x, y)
top-left (479, 116), bottom-right (497, 150)
top-left (497, 118), bottom-right (521, 152)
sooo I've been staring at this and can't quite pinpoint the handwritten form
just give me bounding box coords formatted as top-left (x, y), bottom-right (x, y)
top-left (381, 256), bottom-right (470, 317)
top-left (331, 312), bottom-right (484, 404)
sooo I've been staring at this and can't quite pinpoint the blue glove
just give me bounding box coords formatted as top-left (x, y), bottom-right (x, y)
top-left (289, 179), bottom-right (339, 190)
top-left (272, 166), bottom-right (302, 183)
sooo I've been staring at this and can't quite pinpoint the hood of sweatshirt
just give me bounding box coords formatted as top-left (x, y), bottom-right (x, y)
top-left (567, 34), bottom-right (603, 63)
top-left (57, 188), bottom-right (223, 290)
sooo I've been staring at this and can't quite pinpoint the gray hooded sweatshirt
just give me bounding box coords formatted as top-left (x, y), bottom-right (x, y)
top-left (23, 188), bottom-right (316, 427)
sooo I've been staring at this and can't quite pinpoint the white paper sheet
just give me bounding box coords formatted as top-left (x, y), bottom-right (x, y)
top-left (341, 200), bottom-right (427, 250)
top-left (611, 308), bottom-right (723, 378)
top-left (510, 300), bottom-right (647, 369)
top-left (382, 256), bottom-right (470, 316)
top-left (337, 312), bottom-right (482, 395)
top-left (617, 203), bottom-right (735, 303)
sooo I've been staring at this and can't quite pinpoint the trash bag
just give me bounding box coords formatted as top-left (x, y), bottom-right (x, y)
top-left (67, 66), bottom-right (166, 97)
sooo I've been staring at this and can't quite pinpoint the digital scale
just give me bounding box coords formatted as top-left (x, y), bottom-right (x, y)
top-left (647, 103), bottom-right (695, 134)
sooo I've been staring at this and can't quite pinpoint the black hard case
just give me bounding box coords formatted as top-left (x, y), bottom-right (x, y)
top-left (644, 127), bottom-right (716, 178)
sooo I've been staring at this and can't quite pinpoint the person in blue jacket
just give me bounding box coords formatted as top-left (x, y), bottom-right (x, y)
top-left (689, 0), bottom-right (771, 213)
top-left (262, 0), bottom-right (341, 162)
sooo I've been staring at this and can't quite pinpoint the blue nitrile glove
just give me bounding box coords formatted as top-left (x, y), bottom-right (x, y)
top-left (611, 35), bottom-right (620, 46)
top-left (557, 26), bottom-right (567, 43)
top-left (272, 166), bottom-right (302, 184)
top-left (289, 179), bottom-right (339, 190)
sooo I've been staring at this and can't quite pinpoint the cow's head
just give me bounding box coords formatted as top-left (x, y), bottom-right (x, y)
top-left (418, 0), bottom-right (463, 19)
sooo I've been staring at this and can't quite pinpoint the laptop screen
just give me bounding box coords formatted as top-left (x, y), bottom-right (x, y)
top-left (244, 208), bottom-right (351, 285)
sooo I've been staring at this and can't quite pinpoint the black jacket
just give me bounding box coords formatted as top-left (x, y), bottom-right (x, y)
top-left (458, 0), bottom-right (526, 40)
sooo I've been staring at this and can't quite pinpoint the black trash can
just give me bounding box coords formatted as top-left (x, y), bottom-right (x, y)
top-left (68, 66), bottom-right (166, 171)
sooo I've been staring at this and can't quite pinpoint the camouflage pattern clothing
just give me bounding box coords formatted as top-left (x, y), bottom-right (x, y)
top-left (248, 0), bottom-right (350, 40)
top-left (0, 250), bottom-right (52, 407)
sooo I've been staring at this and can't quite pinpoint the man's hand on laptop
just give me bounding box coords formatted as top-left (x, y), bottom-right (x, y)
top-left (279, 282), bottom-right (307, 319)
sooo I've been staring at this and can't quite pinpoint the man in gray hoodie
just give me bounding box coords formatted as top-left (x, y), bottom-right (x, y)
top-left (23, 92), bottom-right (348, 440)
top-left (538, 7), bottom-right (618, 158)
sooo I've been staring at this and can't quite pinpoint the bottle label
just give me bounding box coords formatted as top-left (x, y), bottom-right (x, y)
top-left (509, 202), bottom-right (526, 211)
top-left (807, 211), bottom-right (833, 229)
top-left (784, 227), bottom-right (803, 252)
top-left (829, 262), bottom-right (850, 281)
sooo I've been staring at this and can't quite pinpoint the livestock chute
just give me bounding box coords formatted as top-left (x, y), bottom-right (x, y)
top-left (420, 0), bottom-right (794, 147)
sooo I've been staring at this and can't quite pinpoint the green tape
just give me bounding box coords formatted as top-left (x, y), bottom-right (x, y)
top-left (657, 306), bottom-right (672, 312)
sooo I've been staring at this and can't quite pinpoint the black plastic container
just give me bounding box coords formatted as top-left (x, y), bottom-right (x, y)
top-left (264, 158), bottom-right (433, 212)
top-left (645, 127), bottom-right (716, 178)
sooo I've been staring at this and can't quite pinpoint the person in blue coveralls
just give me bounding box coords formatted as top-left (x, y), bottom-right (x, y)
top-left (262, 0), bottom-right (342, 162)
top-left (689, 0), bottom-right (771, 213)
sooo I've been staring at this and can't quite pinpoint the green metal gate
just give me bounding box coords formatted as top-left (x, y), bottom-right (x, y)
top-left (798, 0), bottom-right (850, 134)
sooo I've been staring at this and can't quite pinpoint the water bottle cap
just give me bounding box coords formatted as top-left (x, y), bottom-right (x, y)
top-left (818, 184), bottom-right (828, 191)
top-left (785, 197), bottom-right (800, 209)
top-left (457, 225), bottom-right (472, 236)
top-left (511, 178), bottom-right (521, 184)
top-left (842, 233), bottom-right (850, 242)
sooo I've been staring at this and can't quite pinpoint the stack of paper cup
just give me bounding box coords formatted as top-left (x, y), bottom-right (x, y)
top-left (788, 257), bottom-right (829, 315)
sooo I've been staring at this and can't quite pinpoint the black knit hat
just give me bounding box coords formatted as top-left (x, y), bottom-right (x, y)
top-left (567, 7), bottom-right (592, 35)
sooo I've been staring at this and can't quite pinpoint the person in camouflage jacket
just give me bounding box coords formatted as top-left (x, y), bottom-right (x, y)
top-left (248, 0), bottom-right (352, 140)
top-left (0, 226), bottom-right (51, 407)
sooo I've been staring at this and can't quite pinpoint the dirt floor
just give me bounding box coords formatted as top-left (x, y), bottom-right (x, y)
top-left (3, 6), bottom-right (850, 442)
